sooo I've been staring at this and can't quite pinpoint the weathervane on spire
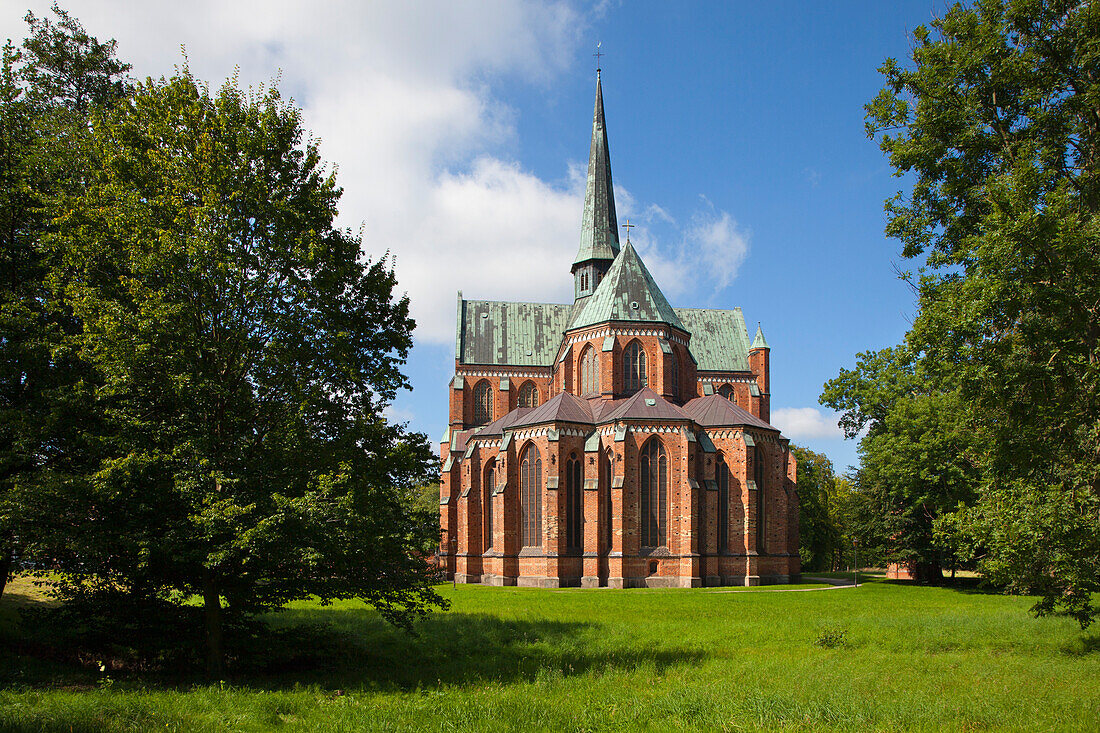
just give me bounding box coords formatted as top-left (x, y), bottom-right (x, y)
top-left (594, 41), bottom-right (603, 74)
top-left (621, 219), bottom-right (634, 243)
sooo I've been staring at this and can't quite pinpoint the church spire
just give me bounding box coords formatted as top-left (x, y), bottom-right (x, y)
top-left (572, 70), bottom-right (620, 278)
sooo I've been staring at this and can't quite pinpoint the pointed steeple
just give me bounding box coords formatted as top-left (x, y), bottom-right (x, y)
top-left (573, 70), bottom-right (620, 273)
top-left (751, 323), bottom-right (770, 350)
top-left (570, 241), bottom-right (685, 331)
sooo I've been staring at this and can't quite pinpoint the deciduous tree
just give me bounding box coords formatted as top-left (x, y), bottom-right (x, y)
top-left (0, 5), bottom-right (130, 600)
top-left (865, 0), bottom-right (1100, 623)
top-left (822, 348), bottom-right (980, 582)
top-left (44, 69), bottom-right (443, 676)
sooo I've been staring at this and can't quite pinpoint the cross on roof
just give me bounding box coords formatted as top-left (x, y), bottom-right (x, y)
top-left (594, 41), bottom-right (603, 72)
top-left (621, 219), bottom-right (635, 242)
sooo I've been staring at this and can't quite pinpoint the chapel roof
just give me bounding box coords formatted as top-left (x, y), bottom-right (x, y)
top-left (680, 393), bottom-right (777, 431)
top-left (675, 307), bottom-right (752, 372)
top-left (573, 71), bottom-right (620, 271)
top-left (455, 299), bottom-right (753, 372)
top-left (477, 407), bottom-right (535, 437)
top-left (569, 242), bottom-right (686, 331)
top-left (599, 386), bottom-right (693, 423)
top-left (513, 391), bottom-right (595, 427)
top-left (455, 296), bottom-right (574, 366)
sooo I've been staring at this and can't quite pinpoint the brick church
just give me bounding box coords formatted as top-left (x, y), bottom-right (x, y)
top-left (438, 71), bottom-right (799, 588)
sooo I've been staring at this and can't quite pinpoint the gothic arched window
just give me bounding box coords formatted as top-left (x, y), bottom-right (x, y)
top-left (716, 453), bottom-right (730, 552)
top-left (520, 444), bottom-right (542, 547)
top-left (565, 453), bottom-right (583, 552)
top-left (473, 380), bottom-right (493, 426)
top-left (640, 438), bottom-right (668, 548)
top-left (755, 444), bottom-right (766, 553)
top-left (484, 462), bottom-right (495, 550)
top-left (518, 382), bottom-right (539, 408)
top-left (623, 341), bottom-right (647, 395)
top-left (580, 346), bottom-right (599, 395)
top-left (603, 447), bottom-right (614, 549)
top-left (669, 348), bottom-right (680, 399)
top-left (717, 384), bottom-right (733, 400)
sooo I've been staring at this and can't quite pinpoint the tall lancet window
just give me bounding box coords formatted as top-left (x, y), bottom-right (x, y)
top-left (473, 380), bottom-right (493, 426)
top-left (755, 445), bottom-right (766, 553)
top-left (623, 341), bottom-right (647, 395)
top-left (520, 444), bottom-right (542, 548)
top-left (603, 447), bottom-right (614, 549)
top-left (519, 382), bottom-right (539, 408)
top-left (716, 453), bottom-right (730, 551)
top-left (669, 349), bottom-right (680, 399)
top-left (718, 384), bottom-right (733, 400)
top-left (640, 438), bottom-right (668, 548)
top-left (565, 453), bottom-right (583, 552)
top-left (581, 346), bottom-right (599, 395)
top-left (484, 462), bottom-right (495, 550)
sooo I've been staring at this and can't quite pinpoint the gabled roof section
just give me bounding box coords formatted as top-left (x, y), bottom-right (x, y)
top-left (675, 307), bottom-right (751, 372)
top-left (450, 428), bottom-right (476, 455)
top-left (514, 391), bottom-right (595, 427)
top-left (456, 297), bottom-right (573, 366)
top-left (599, 386), bottom-right (692, 423)
top-left (477, 407), bottom-right (535, 437)
top-left (573, 71), bottom-right (620, 271)
top-left (681, 394), bottom-right (777, 432)
top-left (570, 242), bottom-right (685, 331)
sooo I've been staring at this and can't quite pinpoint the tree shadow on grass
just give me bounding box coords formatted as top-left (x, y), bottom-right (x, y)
top-left (238, 607), bottom-right (705, 691)
top-left (882, 576), bottom-right (1005, 596)
top-left (938, 577), bottom-right (1005, 595)
top-left (1, 595), bottom-right (707, 692)
top-left (1060, 633), bottom-right (1100, 657)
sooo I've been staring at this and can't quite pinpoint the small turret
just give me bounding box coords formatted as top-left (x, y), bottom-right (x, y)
top-left (749, 323), bottom-right (770, 423)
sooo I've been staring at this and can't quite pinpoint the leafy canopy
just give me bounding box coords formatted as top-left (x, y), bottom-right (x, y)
top-left (861, 0), bottom-right (1100, 623)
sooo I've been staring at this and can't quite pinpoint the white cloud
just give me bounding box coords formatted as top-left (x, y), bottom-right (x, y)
top-left (627, 205), bottom-right (750, 301)
top-left (1, 1), bottom-right (751, 346)
top-left (771, 407), bottom-right (845, 440)
top-left (382, 403), bottom-right (416, 425)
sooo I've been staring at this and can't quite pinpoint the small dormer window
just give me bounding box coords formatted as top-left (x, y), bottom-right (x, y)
top-left (580, 269), bottom-right (590, 293)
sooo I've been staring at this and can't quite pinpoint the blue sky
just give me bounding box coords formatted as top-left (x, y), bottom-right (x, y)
top-left (2, 1), bottom-right (940, 472)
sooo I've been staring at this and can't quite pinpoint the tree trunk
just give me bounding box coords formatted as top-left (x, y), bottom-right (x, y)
top-left (914, 561), bottom-right (943, 584)
top-left (202, 567), bottom-right (224, 680)
top-left (0, 543), bottom-right (13, 601)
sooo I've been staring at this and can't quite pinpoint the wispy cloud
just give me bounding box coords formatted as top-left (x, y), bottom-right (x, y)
top-left (628, 200), bottom-right (750, 302)
top-left (772, 407), bottom-right (845, 440)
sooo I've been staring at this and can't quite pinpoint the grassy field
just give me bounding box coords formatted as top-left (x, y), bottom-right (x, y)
top-left (2, 575), bottom-right (1098, 732)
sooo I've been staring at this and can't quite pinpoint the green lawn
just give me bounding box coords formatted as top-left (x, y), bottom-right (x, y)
top-left (2, 577), bottom-right (1098, 731)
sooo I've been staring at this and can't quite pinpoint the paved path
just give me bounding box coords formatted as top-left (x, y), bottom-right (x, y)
top-left (705, 577), bottom-right (861, 593)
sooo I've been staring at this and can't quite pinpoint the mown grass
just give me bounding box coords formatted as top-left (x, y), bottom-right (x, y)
top-left (2, 576), bottom-right (1098, 731)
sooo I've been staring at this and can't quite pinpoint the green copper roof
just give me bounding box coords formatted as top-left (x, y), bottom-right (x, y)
top-left (751, 323), bottom-right (770, 349)
top-left (573, 71), bottom-right (619, 270)
top-left (456, 297), bottom-right (574, 366)
top-left (570, 242), bottom-right (685, 331)
top-left (675, 307), bottom-right (751, 371)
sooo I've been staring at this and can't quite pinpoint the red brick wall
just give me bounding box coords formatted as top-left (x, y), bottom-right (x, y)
top-left (450, 368), bottom-right (553, 430)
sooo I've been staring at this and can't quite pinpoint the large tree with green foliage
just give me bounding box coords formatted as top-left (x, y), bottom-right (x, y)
top-left (790, 445), bottom-right (846, 572)
top-left (822, 348), bottom-right (980, 581)
top-left (0, 5), bottom-right (131, 600)
top-left (865, 0), bottom-right (1100, 624)
top-left (35, 67), bottom-right (443, 676)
